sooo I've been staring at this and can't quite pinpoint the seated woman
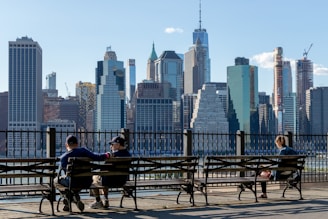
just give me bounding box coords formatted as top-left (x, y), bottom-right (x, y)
top-left (259, 135), bottom-right (298, 198)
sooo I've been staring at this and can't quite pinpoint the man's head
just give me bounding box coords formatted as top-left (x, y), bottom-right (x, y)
top-left (109, 136), bottom-right (125, 151)
top-left (275, 135), bottom-right (285, 148)
top-left (65, 135), bottom-right (78, 150)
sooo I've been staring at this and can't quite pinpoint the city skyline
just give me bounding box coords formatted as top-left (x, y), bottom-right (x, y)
top-left (1, 0), bottom-right (328, 97)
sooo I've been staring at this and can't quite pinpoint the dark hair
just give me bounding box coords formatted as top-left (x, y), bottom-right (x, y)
top-left (65, 135), bottom-right (78, 145)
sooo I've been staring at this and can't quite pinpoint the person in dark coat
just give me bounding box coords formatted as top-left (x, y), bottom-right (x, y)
top-left (89, 136), bottom-right (131, 209)
top-left (55, 135), bottom-right (110, 212)
top-left (259, 135), bottom-right (298, 198)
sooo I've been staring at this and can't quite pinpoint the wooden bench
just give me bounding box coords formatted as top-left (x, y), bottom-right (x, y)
top-left (195, 155), bottom-right (306, 205)
top-left (0, 158), bottom-right (58, 215)
top-left (121, 156), bottom-right (199, 210)
top-left (56, 156), bottom-right (199, 212)
top-left (55, 156), bottom-right (136, 213)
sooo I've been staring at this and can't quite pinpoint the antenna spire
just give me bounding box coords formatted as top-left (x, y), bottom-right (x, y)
top-left (199, 0), bottom-right (202, 30)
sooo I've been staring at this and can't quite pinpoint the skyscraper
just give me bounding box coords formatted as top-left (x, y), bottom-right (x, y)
top-left (190, 83), bottom-right (229, 152)
top-left (184, 0), bottom-right (210, 94)
top-left (154, 50), bottom-right (183, 131)
top-left (306, 87), bottom-right (328, 135)
top-left (76, 81), bottom-right (96, 130)
top-left (95, 47), bottom-right (126, 132)
top-left (132, 81), bottom-right (173, 154)
top-left (46, 72), bottom-right (56, 90)
top-left (190, 83), bottom-right (228, 132)
top-left (272, 47), bottom-right (283, 133)
top-left (8, 37), bottom-right (43, 157)
top-left (258, 92), bottom-right (275, 134)
top-left (227, 57), bottom-right (259, 135)
top-left (192, 0), bottom-right (210, 83)
top-left (44, 72), bottom-right (58, 98)
top-left (296, 57), bottom-right (313, 134)
top-left (125, 59), bottom-right (136, 105)
top-left (146, 43), bottom-right (157, 81)
top-left (272, 47), bottom-right (294, 134)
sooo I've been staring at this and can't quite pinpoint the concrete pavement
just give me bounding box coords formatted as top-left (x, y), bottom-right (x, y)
top-left (0, 184), bottom-right (327, 218)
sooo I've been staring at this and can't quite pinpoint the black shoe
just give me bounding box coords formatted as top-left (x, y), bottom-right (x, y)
top-left (72, 193), bottom-right (84, 212)
top-left (63, 199), bottom-right (69, 212)
top-left (76, 200), bottom-right (85, 212)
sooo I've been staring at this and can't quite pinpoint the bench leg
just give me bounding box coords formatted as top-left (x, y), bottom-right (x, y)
top-left (177, 184), bottom-right (195, 206)
top-left (238, 182), bottom-right (257, 202)
top-left (282, 180), bottom-right (303, 200)
top-left (38, 192), bottom-right (55, 216)
top-left (121, 188), bottom-right (139, 211)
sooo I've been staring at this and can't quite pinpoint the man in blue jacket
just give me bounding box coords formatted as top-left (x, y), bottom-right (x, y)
top-left (55, 135), bottom-right (110, 212)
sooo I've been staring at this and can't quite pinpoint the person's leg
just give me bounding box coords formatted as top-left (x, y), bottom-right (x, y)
top-left (102, 188), bottom-right (109, 208)
top-left (260, 182), bottom-right (267, 198)
top-left (54, 177), bottom-right (70, 211)
top-left (89, 175), bottom-right (104, 209)
top-left (70, 189), bottom-right (84, 212)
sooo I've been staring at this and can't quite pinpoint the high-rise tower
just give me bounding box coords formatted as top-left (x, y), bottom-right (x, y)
top-left (146, 42), bottom-right (157, 81)
top-left (296, 56), bottom-right (313, 134)
top-left (184, 0), bottom-right (210, 94)
top-left (95, 47), bottom-right (126, 132)
top-left (44, 72), bottom-right (58, 98)
top-left (273, 47), bottom-right (294, 133)
top-left (154, 51), bottom-right (183, 131)
top-left (227, 57), bottom-right (259, 135)
top-left (8, 36), bottom-right (43, 156)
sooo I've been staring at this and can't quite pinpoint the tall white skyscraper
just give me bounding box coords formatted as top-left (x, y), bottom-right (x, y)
top-left (95, 47), bottom-right (126, 132)
top-left (8, 36), bottom-right (43, 157)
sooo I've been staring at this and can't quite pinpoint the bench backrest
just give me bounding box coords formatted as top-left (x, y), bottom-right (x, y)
top-left (204, 155), bottom-right (306, 177)
top-left (0, 158), bottom-right (58, 185)
top-left (132, 156), bottom-right (199, 181)
top-left (66, 156), bottom-right (199, 186)
top-left (66, 157), bottom-right (137, 178)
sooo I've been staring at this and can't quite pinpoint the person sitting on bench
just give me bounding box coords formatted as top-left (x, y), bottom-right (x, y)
top-left (259, 135), bottom-right (298, 199)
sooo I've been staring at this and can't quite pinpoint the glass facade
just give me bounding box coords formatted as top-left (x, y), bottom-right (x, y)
top-left (8, 36), bottom-right (43, 156)
top-left (227, 59), bottom-right (259, 134)
top-left (95, 49), bottom-right (126, 131)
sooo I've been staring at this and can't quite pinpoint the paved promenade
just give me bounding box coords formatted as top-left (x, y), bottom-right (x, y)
top-left (0, 184), bottom-right (327, 219)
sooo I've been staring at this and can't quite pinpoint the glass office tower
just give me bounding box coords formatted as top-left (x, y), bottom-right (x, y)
top-left (95, 47), bottom-right (126, 132)
top-left (8, 36), bottom-right (43, 157)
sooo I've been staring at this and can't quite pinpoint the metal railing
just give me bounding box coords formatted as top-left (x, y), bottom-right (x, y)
top-left (0, 129), bottom-right (327, 183)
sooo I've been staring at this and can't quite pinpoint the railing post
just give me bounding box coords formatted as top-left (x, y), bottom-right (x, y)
top-left (121, 128), bottom-right (130, 149)
top-left (285, 131), bottom-right (293, 148)
top-left (236, 130), bottom-right (245, 155)
top-left (236, 130), bottom-right (245, 177)
top-left (46, 127), bottom-right (56, 158)
top-left (183, 129), bottom-right (192, 156)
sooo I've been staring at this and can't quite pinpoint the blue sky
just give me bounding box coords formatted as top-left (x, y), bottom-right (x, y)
top-left (1, 0), bottom-right (328, 97)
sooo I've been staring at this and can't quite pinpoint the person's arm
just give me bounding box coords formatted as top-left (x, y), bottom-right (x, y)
top-left (81, 147), bottom-right (110, 161)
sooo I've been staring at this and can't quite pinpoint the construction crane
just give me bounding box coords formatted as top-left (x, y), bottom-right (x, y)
top-left (65, 82), bottom-right (71, 97)
top-left (303, 43), bottom-right (313, 59)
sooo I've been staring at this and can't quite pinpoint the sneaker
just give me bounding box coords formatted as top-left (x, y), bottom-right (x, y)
top-left (89, 201), bottom-right (104, 209)
top-left (103, 200), bottom-right (109, 208)
top-left (76, 200), bottom-right (85, 212)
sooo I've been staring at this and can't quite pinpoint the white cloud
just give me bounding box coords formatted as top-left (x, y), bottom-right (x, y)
top-left (164, 27), bottom-right (184, 34)
top-left (314, 64), bottom-right (328, 76)
top-left (250, 52), bottom-right (274, 69)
